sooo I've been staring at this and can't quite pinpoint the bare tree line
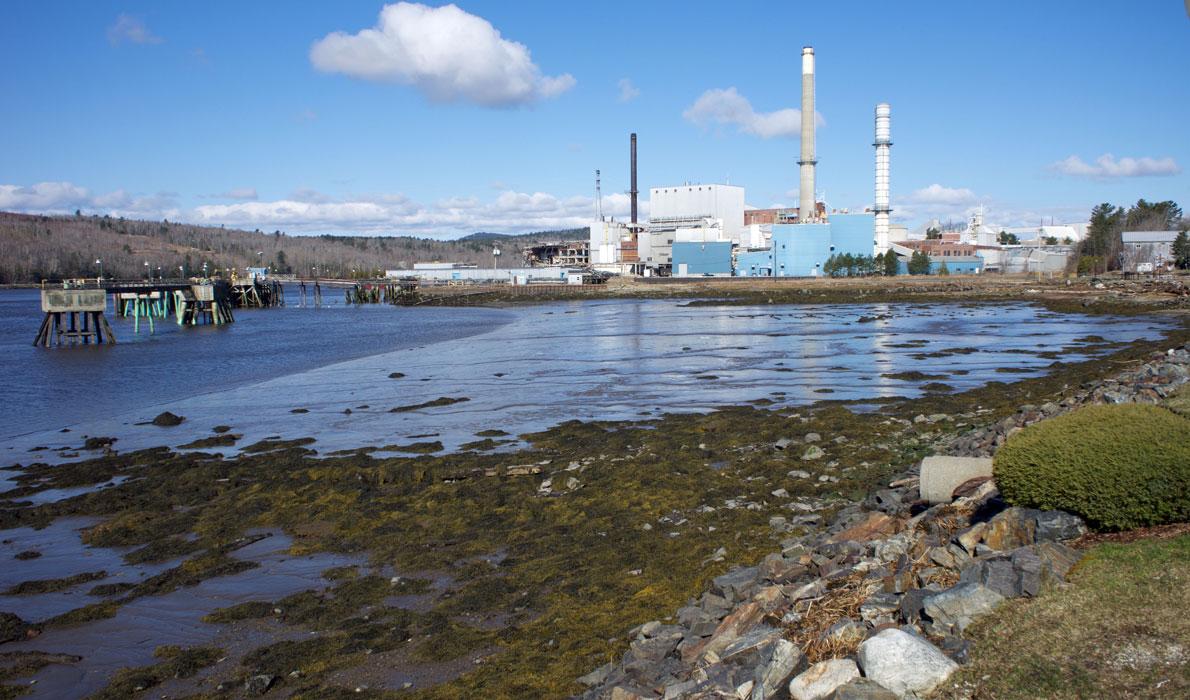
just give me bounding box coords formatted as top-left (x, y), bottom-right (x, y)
top-left (0, 212), bottom-right (584, 283)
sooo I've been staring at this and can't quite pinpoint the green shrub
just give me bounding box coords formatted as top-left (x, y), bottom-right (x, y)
top-left (994, 404), bottom-right (1190, 531)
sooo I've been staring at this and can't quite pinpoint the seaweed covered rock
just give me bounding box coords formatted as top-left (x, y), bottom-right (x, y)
top-left (993, 404), bottom-right (1190, 531)
top-left (150, 412), bottom-right (185, 427)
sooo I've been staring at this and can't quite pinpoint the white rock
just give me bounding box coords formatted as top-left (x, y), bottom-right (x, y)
top-left (788, 659), bottom-right (860, 700)
top-left (857, 629), bottom-right (958, 698)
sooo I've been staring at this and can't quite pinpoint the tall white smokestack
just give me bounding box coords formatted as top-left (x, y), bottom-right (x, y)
top-left (798, 47), bottom-right (816, 223)
top-left (873, 102), bottom-right (892, 255)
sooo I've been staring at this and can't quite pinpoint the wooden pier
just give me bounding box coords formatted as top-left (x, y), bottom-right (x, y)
top-left (33, 288), bottom-right (117, 347)
top-left (33, 279), bottom-right (246, 347)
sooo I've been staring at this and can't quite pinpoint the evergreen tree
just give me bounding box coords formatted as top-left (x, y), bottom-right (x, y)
top-left (1081, 202), bottom-right (1125, 270)
top-left (882, 251), bottom-right (899, 276)
top-left (907, 250), bottom-right (932, 275)
top-left (1173, 231), bottom-right (1190, 270)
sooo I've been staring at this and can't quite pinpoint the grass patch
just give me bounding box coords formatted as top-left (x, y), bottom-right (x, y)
top-left (935, 534), bottom-right (1190, 699)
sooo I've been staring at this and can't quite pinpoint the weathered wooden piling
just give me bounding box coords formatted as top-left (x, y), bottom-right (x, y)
top-left (33, 288), bottom-right (117, 347)
top-left (175, 281), bottom-right (235, 326)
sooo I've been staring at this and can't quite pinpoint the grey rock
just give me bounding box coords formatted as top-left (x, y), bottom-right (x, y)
top-left (923, 582), bottom-right (1005, 634)
top-left (959, 556), bottom-right (1019, 598)
top-left (826, 678), bottom-right (899, 700)
top-left (940, 634), bottom-right (973, 664)
top-left (760, 552), bottom-right (809, 584)
top-left (753, 638), bottom-right (807, 700)
top-left (718, 626), bottom-right (782, 667)
top-left (776, 438), bottom-right (794, 450)
top-left (578, 662), bottom-right (614, 687)
top-left (802, 445), bottom-right (825, 461)
top-left (624, 634), bottom-right (681, 677)
top-left (898, 587), bottom-right (934, 624)
top-left (700, 592), bottom-right (734, 617)
top-left (789, 659), bottom-right (861, 700)
top-left (859, 592), bottom-right (902, 624)
top-left (712, 566), bottom-right (760, 603)
top-left (245, 675), bottom-right (277, 696)
top-left (1033, 510), bottom-right (1087, 542)
top-left (804, 432), bottom-right (822, 443)
top-left (690, 619), bottom-right (720, 638)
top-left (857, 629), bottom-right (958, 698)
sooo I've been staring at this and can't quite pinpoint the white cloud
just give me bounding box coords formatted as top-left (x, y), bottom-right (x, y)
top-left (0, 181), bottom-right (179, 219)
top-left (1050, 153), bottom-right (1181, 179)
top-left (617, 78), bottom-right (640, 102)
top-left (905, 184), bottom-right (978, 206)
top-left (107, 14), bottom-right (163, 46)
top-left (683, 87), bottom-right (823, 139)
top-left (1, 180), bottom-right (650, 237)
top-left (309, 2), bottom-right (574, 107)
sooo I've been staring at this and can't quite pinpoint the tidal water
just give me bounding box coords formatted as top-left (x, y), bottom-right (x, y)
top-left (0, 291), bottom-right (1177, 696)
top-left (0, 288), bottom-right (513, 440)
top-left (0, 291), bottom-right (1175, 462)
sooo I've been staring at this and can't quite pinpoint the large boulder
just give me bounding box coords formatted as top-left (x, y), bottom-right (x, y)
top-left (788, 659), bottom-right (861, 700)
top-left (922, 582), bottom-right (1005, 634)
top-left (857, 629), bottom-right (958, 697)
top-left (919, 456), bottom-right (993, 503)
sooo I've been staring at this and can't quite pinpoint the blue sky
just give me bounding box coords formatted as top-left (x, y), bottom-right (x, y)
top-left (1, 1), bottom-right (1187, 236)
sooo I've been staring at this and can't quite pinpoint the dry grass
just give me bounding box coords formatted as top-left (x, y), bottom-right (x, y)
top-left (932, 532), bottom-right (1190, 699)
top-left (785, 571), bottom-right (881, 663)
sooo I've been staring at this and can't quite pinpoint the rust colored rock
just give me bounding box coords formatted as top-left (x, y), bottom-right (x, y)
top-left (828, 512), bottom-right (902, 544)
top-left (681, 601), bottom-right (765, 663)
top-left (982, 507), bottom-right (1039, 550)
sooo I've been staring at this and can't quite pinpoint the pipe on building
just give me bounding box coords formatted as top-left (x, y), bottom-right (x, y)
top-left (630, 133), bottom-right (638, 225)
top-left (874, 102), bottom-right (892, 255)
top-left (798, 47), bottom-right (816, 223)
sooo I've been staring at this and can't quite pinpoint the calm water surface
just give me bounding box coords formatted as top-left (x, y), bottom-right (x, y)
top-left (0, 292), bottom-right (1174, 461)
top-left (0, 288), bottom-right (512, 439)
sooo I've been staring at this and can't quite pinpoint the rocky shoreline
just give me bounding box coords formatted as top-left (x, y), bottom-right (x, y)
top-left (577, 342), bottom-right (1190, 700)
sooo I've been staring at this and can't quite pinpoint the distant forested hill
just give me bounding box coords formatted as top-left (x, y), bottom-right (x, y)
top-left (0, 211), bottom-right (586, 282)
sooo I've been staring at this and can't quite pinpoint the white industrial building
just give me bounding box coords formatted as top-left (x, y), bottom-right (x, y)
top-left (588, 220), bottom-right (633, 267)
top-left (633, 184), bottom-right (745, 269)
top-left (648, 184), bottom-right (746, 242)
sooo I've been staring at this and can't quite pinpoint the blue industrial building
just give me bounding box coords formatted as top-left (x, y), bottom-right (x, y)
top-left (672, 241), bottom-right (734, 276)
top-left (734, 213), bottom-right (875, 277)
top-left (896, 255), bottom-right (984, 275)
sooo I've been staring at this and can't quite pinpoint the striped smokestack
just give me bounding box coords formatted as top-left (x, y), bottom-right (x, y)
top-left (798, 47), bottom-right (816, 223)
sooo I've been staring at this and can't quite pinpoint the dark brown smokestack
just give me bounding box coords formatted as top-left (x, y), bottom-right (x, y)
top-left (630, 133), bottom-right (638, 225)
